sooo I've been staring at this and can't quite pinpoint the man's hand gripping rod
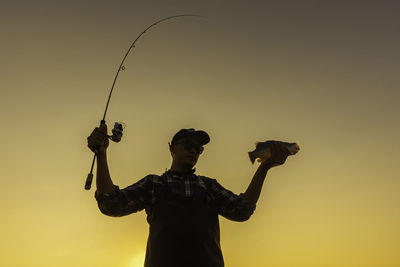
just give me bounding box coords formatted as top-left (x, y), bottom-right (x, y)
top-left (85, 121), bottom-right (123, 190)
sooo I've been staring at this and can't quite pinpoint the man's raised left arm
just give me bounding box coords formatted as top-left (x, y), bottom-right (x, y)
top-left (242, 142), bottom-right (289, 208)
top-left (241, 161), bottom-right (271, 208)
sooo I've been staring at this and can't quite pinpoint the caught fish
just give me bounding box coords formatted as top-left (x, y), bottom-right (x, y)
top-left (248, 140), bottom-right (300, 164)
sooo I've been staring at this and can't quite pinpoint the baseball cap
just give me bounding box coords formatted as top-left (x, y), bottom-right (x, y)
top-left (171, 128), bottom-right (210, 146)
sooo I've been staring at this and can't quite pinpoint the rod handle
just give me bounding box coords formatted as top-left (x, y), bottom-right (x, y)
top-left (85, 173), bottom-right (94, 190)
top-left (84, 120), bottom-right (104, 191)
top-left (84, 151), bottom-right (97, 190)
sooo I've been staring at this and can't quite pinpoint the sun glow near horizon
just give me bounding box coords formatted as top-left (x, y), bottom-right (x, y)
top-left (130, 251), bottom-right (145, 267)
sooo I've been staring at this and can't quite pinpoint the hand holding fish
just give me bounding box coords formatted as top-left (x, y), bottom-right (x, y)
top-left (248, 140), bottom-right (300, 168)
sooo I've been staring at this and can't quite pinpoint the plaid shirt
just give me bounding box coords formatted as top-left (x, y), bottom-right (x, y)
top-left (95, 169), bottom-right (256, 267)
top-left (95, 169), bottom-right (256, 221)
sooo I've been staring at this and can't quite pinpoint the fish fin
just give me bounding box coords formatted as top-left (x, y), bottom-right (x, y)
top-left (248, 151), bottom-right (256, 164)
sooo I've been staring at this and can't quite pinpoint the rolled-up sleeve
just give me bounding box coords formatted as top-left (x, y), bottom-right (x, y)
top-left (209, 179), bottom-right (256, 222)
top-left (94, 176), bottom-right (152, 217)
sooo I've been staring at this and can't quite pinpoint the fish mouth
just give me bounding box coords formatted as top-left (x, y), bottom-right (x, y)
top-left (289, 143), bottom-right (300, 154)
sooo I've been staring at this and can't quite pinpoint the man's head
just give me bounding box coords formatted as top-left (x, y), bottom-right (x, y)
top-left (169, 128), bottom-right (210, 171)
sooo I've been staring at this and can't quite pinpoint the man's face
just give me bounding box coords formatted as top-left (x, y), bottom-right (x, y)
top-left (170, 137), bottom-right (204, 168)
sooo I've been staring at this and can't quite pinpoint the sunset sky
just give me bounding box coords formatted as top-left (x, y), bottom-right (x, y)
top-left (1, 1), bottom-right (399, 266)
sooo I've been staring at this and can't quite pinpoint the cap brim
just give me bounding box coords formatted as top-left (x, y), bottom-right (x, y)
top-left (193, 130), bottom-right (210, 146)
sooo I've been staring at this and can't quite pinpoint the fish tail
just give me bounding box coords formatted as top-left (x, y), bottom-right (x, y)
top-left (248, 151), bottom-right (256, 164)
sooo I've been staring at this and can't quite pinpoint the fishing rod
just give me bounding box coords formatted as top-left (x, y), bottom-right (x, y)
top-left (85, 14), bottom-right (207, 190)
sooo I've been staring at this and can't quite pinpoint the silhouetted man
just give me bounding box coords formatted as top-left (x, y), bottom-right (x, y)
top-left (87, 124), bottom-right (288, 267)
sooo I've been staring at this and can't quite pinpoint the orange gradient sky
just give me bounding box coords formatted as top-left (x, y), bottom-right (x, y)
top-left (1, 1), bottom-right (399, 266)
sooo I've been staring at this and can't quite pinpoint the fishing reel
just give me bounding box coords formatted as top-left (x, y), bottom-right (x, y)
top-left (107, 122), bottom-right (125, 142)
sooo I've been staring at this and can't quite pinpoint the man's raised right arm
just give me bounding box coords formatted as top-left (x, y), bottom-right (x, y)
top-left (87, 123), bottom-right (151, 217)
top-left (96, 150), bottom-right (116, 194)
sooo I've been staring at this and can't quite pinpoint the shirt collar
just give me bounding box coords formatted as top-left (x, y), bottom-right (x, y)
top-left (164, 168), bottom-right (196, 179)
